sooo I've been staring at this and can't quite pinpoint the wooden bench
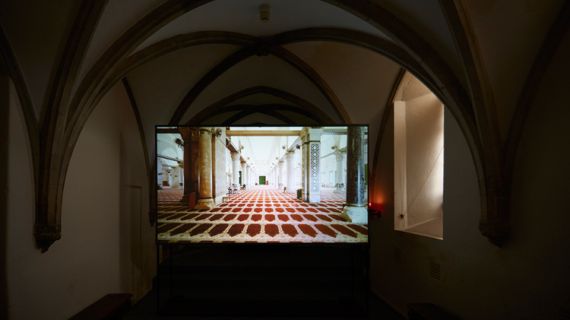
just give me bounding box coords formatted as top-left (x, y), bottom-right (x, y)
top-left (70, 293), bottom-right (131, 320)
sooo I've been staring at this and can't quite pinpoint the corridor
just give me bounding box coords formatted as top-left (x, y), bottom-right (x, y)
top-left (157, 186), bottom-right (368, 243)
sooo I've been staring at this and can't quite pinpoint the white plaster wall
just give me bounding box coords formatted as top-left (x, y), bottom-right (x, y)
top-left (6, 83), bottom-right (155, 319)
top-left (370, 31), bottom-right (570, 320)
top-left (118, 85), bottom-right (156, 301)
top-left (460, 0), bottom-right (565, 139)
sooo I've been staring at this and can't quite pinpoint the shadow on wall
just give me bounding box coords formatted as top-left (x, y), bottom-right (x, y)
top-left (118, 107), bottom-right (156, 301)
top-left (1, 66), bottom-right (9, 320)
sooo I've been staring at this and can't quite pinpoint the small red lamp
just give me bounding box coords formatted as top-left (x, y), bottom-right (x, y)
top-left (368, 202), bottom-right (383, 217)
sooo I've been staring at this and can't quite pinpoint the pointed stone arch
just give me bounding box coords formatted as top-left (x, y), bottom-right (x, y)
top-left (187, 87), bottom-right (336, 125)
top-left (168, 40), bottom-right (348, 124)
top-left (222, 108), bottom-right (295, 126)
top-left (0, 26), bottom-right (40, 195)
top-left (193, 103), bottom-right (326, 126)
top-left (34, 0), bottom-right (516, 249)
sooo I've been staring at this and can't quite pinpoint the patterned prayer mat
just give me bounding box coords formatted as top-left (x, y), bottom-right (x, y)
top-left (157, 188), bottom-right (367, 243)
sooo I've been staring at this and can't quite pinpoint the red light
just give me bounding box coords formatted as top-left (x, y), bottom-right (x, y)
top-left (369, 202), bottom-right (383, 217)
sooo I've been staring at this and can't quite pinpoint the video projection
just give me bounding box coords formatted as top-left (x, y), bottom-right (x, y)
top-left (156, 126), bottom-right (368, 244)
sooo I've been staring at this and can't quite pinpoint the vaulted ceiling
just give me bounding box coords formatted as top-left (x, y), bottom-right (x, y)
top-left (1, 0), bottom-right (564, 148)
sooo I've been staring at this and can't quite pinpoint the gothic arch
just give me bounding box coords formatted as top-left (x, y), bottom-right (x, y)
top-left (0, 26), bottom-right (39, 195)
top-left (33, 0), bottom-right (515, 250)
top-left (187, 87), bottom-right (335, 125)
top-left (192, 103), bottom-right (326, 126)
top-left (168, 40), bottom-right (347, 124)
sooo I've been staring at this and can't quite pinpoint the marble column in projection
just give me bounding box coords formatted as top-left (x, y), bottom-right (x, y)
top-left (278, 159), bottom-right (285, 190)
top-left (240, 160), bottom-right (246, 187)
top-left (341, 126), bottom-right (367, 223)
top-left (245, 165), bottom-right (249, 187)
top-left (286, 150), bottom-right (295, 193)
top-left (231, 151), bottom-right (240, 189)
top-left (195, 128), bottom-right (215, 209)
top-left (334, 149), bottom-right (345, 193)
top-left (271, 167), bottom-right (275, 186)
top-left (301, 128), bottom-right (322, 202)
top-left (180, 128), bottom-right (199, 206)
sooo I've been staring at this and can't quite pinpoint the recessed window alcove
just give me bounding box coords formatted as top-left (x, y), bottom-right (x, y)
top-left (393, 73), bottom-right (444, 240)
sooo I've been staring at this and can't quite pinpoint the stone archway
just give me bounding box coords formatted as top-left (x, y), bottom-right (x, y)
top-left (31, 0), bottom-right (508, 250)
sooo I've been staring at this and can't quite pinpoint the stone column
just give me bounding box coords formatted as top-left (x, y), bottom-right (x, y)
top-left (211, 128), bottom-right (227, 204)
top-left (240, 160), bottom-right (246, 187)
top-left (278, 159), bottom-right (285, 189)
top-left (295, 161), bottom-right (302, 193)
top-left (246, 165), bottom-right (251, 188)
top-left (341, 126), bottom-right (367, 223)
top-left (179, 128), bottom-right (199, 206)
top-left (270, 168), bottom-right (274, 186)
top-left (231, 151), bottom-right (240, 189)
top-left (195, 128), bottom-right (214, 209)
top-left (301, 128), bottom-right (322, 202)
top-left (334, 150), bottom-right (345, 193)
top-left (286, 150), bottom-right (295, 193)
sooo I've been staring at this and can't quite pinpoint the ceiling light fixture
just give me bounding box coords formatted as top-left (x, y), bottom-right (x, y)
top-left (259, 3), bottom-right (270, 22)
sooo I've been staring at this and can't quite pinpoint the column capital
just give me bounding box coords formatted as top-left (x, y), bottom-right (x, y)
top-left (179, 127), bottom-right (200, 143)
top-left (301, 127), bottom-right (323, 143)
top-left (212, 127), bottom-right (223, 137)
top-left (178, 127), bottom-right (191, 140)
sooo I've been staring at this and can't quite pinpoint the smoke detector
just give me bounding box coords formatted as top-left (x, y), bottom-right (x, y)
top-left (259, 3), bottom-right (270, 22)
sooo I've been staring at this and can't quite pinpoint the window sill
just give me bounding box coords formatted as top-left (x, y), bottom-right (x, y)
top-left (398, 217), bottom-right (443, 240)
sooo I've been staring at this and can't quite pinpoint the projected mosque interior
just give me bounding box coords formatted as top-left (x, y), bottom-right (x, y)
top-left (156, 126), bottom-right (368, 243)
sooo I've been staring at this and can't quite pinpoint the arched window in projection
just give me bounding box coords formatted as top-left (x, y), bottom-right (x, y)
top-left (394, 73), bottom-right (444, 239)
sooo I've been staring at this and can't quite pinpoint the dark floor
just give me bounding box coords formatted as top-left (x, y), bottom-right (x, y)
top-left (125, 288), bottom-right (403, 319)
top-left (124, 245), bottom-right (403, 319)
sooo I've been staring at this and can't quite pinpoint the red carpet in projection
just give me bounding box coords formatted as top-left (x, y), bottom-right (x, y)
top-left (157, 187), bottom-right (367, 243)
